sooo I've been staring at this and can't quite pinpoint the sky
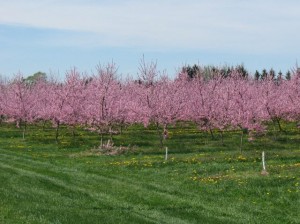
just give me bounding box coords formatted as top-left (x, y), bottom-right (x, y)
top-left (0, 0), bottom-right (299, 79)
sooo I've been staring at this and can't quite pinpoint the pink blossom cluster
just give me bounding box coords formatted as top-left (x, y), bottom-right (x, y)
top-left (0, 64), bottom-right (299, 136)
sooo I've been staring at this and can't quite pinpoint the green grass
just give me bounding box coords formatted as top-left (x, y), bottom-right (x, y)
top-left (0, 122), bottom-right (299, 223)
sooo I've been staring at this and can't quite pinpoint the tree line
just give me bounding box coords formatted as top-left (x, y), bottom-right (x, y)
top-left (1, 62), bottom-right (300, 149)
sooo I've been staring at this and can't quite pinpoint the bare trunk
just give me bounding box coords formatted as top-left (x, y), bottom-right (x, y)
top-left (240, 130), bottom-right (243, 154)
top-left (42, 120), bottom-right (47, 131)
top-left (276, 118), bottom-right (282, 132)
top-left (209, 127), bottom-right (215, 140)
top-left (100, 132), bottom-right (103, 148)
top-left (120, 124), bottom-right (123, 134)
top-left (109, 126), bottom-right (113, 142)
top-left (55, 121), bottom-right (60, 143)
top-left (220, 131), bottom-right (224, 146)
top-left (22, 121), bottom-right (27, 140)
top-left (156, 122), bottom-right (164, 149)
top-left (72, 125), bottom-right (76, 139)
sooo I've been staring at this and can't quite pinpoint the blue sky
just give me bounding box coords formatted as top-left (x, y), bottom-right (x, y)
top-left (0, 0), bottom-right (299, 79)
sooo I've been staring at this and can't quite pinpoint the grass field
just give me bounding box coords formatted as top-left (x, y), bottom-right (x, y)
top-left (0, 122), bottom-right (299, 223)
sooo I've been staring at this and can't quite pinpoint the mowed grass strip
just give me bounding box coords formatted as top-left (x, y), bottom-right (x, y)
top-left (0, 149), bottom-right (231, 224)
top-left (0, 123), bottom-right (299, 223)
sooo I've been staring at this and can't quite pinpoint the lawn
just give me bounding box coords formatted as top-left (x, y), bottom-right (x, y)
top-left (0, 122), bottom-right (299, 223)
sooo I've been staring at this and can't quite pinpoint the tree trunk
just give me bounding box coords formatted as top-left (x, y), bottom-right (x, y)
top-left (275, 118), bottom-right (282, 132)
top-left (55, 121), bottom-right (60, 143)
top-left (220, 131), bottom-right (224, 146)
top-left (109, 126), bottom-right (113, 142)
top-left (72, 125), bottom-right (76, 139)
top-left (120, 124), bottom-right (123, 134)
top-left (22, 121), bottom-right (27, 140)
top-left (240, 130), bottom-right (243, 154)
top-left (100, 132), bottom-right (103, 149)
top-left (156, 122), bottom-right (164, 149)
top-left (42, 120), bottom-right (47, 131)
top-left (209, 127), bottom-right (215, 140)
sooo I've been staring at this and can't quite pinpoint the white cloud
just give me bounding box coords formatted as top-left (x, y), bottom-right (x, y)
top-left (0, 0), bottom-right (299, 53)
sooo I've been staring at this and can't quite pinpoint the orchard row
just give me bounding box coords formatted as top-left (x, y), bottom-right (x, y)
top-left (1, 63), bottom-right (300, 141)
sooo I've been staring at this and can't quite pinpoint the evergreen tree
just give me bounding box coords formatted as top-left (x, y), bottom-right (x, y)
top-left (286, 71), bottom-right (291, 80)
top-left (254, 70), bottom-right (261, 80)
top-left (276, 70), bottom-right (283, 85)
top-left (261, 69), bottom-right (268, 80)
top-left (278, 71), bottom-right (283, 80)
top-left (269, 68), bottom-right (275, 80)
top-left (236, 65), bottom-right (248, 78)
